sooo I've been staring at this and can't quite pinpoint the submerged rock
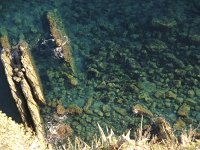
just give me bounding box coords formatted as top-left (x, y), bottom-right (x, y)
top-left (145, 39), bottom-right (167, 52)
top-left (65, 104), bottom-right (83, 115)
top-left (178, 103), bottom-right (190, 117)
top-left (151, 17), bottom-right (177, 30)
top-left (113, 106), bottom-right (127, 116)
top-left (173, 118), bottom-right (186, 131)
top-left (56, 104), bottom-right (66, 115)
top-left (47, 10), bottom-right (78, 86)
top-left (83, 98), bottom-right (93, 112)
top-left (165, 90), bottom-right (177, 99)
top-left (132, 104), bottom-right (153, 117)
top-left (56, 124), bottom-right (73, 139)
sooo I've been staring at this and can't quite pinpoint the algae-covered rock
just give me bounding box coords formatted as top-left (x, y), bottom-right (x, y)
top-left (145, 39), bottom-right (167, 52)
top-left (165, 101), bottom-right (171, 108)
top-left (151, 17), bottom-right (177, 30)
top-left (185, 98), bottom-right (197, 106)
top-left (195, 105), bottom-right (200, 112)
top-left (175, 97), bottom-right (184, 104)
top-left (173, 118), bottom-right (186, 131)
top-left (138, 92), bottom-right (153, 103)
top-left (83, 98), bottom-right (93, 112)
top-left (154, 91), bottom-right (164, 98)
top-left (62, 72), bottom-right (78, 87)
top-left (165, 91), bottom-right (177, 99)
top-left (178, 103), bottom-right (190, 117)
top-left (66, 74), bottom-right (78, 87)
top-left (163, 53), bottom-right (185, 68)
top-left (56, 124), bottom-right (73, 139)
top-left (56, 104), bottom-right (66, 115)
top-left (194, 88), bottom-right (200, 97)
top-left (132, 104), bottom-right (153, 117)
top-left (65, 104), bottom-right (83, 115)
top-left (187, 89), bottom-right (195, 97)
top-left (94, 109), bottom-right (103, 117)
top-left (182, 117), bottom-right (193, 124)
top-left (47, 10), bottom-right (77, 83)
top-left (173, 80), bottom-right (182, 88)
top-left (102, 105), bottom-right (110, 113)
top-left (188, 34), bottom-right (200, 45)
top-left (113, 106), bottom-right (127, 116)
top-left (116, 98), bottom-right (124, 104)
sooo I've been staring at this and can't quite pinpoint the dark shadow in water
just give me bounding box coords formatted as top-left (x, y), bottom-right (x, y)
top-left (0, 60), bottom-right (22, 123)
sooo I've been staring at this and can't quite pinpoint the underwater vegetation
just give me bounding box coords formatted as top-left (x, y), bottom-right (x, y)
top-left (0, 0), bottom-right (199, 146)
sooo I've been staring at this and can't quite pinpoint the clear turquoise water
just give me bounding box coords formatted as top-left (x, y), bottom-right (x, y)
top-left (0, 0), bottom-right (200, 142)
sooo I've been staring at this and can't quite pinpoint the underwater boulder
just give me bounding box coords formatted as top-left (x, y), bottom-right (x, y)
top-left (132, 104), bottom-right (153, 117)
top-left (145, 39), bottom-right (167, 53)
top-left (173, 118), bottom-right (186, 131)
top-left (178, 103), bottom-right (190, 117)
top-left (151, 17), bottom-right (177, 30)
top-left (56, 104), bottom-right (66, 115)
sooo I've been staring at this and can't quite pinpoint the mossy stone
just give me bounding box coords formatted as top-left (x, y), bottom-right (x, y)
top-left (83, 98), bottom-right (93, 111)
top-left (185, 98), bottom-right (197, 106)
top-left (182, 117), bottom-right (193, 124)
top-left (173, 80), bottom-right (182, 88)
top-left (116, 98), bottom-right (124, 104)
top-left (66, 104), bottom-right (83, 115)
top-left (132, 104), bottom-right (153, 117)
top-left (146, 39), bottom-right (167, 52)
top-left (56, 104), bottom-right (66, 115)
top-left (86, 117), bottom-right (92, 123)
top-left (97, 111), bottom-right (104, 117)
top-left (177, 103), bottom-right (190, 117)
top-left (105, 112), bottom-right (110, 117)
top-left (84, 109), bottom-right (93, 115)
top-left (175, 97), bottom-right (183, 104)
top-left (64, 73), bottom-right (78, 86)
top-left (194, 88), bottom-right (200, 97)
top-left (174, 104), bottom-right (179, 111)
top-left (76, 125), bottom-right (82, 131)
top-left (187, 89), bottom-right (195, 97)
top-left (113, 106), bottom-right (127, 116)
top-left (151, 17), bottom-right (177, 29)
top-left (138, 92), bottom-right (153, 103)
top-left (165, 102), bottom-right (171, 108)
top-left (173, 118), bottom-right (186, 131)
top-left (102, 105), bottom-right (110, 113)
top-left (194, 105), bottom-right (200, 111)
top-left (165, 91), bottom-right (177, 99)
top-left (154, 91), bottom-right (164, 98)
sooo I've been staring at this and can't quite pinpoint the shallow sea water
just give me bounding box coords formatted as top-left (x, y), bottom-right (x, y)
top-left (0, 0), bottom-right (200, 143)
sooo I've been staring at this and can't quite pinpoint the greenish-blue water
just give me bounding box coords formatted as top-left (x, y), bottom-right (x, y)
top-left (0, 0), bottom-right (200, 143)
